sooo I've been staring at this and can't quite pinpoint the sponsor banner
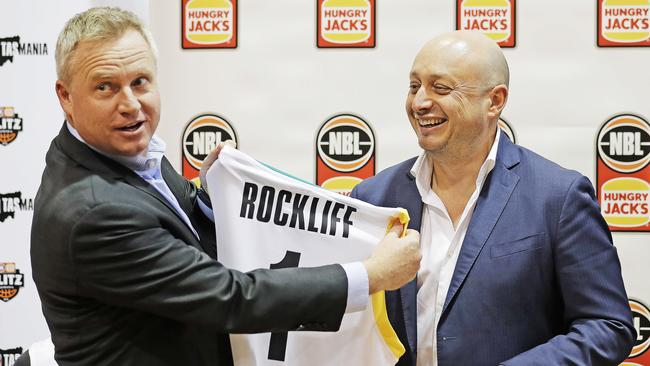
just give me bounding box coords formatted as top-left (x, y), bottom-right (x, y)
top-left (0, 262), bottom-right (24, 303)
top-left (598, 0), bottom-right (650, 47)
top-left (0, 35), bottom-right (48, 68)
top-left (498, 117), bottom-right (516, 143)
top-left (316, 114), bottom-right (375, 194)
top-left (0, 347), bottom-right (23, 366)
top-left (317, 0), bottom-right (375, 48)
top-left (182, 0), bottom-right (237, 49)
top-left (623, 299), bottom-right (650, 364)
top-left (182, 113), bottom-right (238, 185)
top-left (596, 114), bottom-right (650, 232)
top-left (0, 107), bottom-right (23, 146)
top-left (0, 191), bottom-right (33, 223)
top-left (457, 0), bottom-right (516, 47)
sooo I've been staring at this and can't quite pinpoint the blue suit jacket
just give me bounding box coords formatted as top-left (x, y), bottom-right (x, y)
top-left (352, 132), bottom-right (634, 365)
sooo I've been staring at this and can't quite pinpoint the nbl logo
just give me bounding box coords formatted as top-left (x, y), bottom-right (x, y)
top-left (598, 114), bottom-right (650, 174)
top-left (624, 299), bottom-right (650, 364)
top-left (316, 114), bottom-right (375, 194)
top-left (182, 114), bottom-right (238, 183)
top-left (317, 114), bottom-right (374, 172)
top-left (596, 114), bottom-right (650, 231)
top-left (0, 262), bottom-right (24, 302)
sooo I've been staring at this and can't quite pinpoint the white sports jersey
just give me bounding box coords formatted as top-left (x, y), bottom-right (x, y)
top-left (206, 146), bottom-right (408, 366)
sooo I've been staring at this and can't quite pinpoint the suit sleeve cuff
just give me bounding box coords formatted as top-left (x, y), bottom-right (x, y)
top-left (341, 262), bottom-right (369, 313)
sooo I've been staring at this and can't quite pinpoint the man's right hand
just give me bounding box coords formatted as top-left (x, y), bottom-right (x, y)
top-left (363, 224), bottom-right (421, 294)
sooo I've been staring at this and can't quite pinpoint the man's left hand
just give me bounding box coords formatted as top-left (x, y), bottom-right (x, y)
top-left (199, 140), bottom-right (236, 194)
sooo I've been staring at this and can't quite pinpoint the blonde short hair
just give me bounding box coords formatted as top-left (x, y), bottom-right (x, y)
top-left (55, 7), bottom-right (158, 83)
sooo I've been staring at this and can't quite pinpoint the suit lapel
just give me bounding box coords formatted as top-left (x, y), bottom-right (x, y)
top-left (394, 169), bottom-right (423, 355)
top-left (56, 123), bottom-right (200, 244)
top-left (441, 133), bottom-right (520, 316)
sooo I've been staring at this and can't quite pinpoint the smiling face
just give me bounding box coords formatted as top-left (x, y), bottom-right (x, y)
top-left (406, 32), bottom-right (508, 162)
top-left (56, 29), bottom-right (160, 156)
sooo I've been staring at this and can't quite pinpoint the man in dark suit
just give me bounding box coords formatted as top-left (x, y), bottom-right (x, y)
top-left (352, 31), bottom-right (635, 365)
top-left (31, 7), bottom-right (420, 366)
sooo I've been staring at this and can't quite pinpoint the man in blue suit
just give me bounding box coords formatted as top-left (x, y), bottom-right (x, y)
top-left (352, 31), bottom-right (634, 365)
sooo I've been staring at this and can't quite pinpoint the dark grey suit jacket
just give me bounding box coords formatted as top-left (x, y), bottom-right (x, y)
top-left (31, 124), bottom-right (348, 366)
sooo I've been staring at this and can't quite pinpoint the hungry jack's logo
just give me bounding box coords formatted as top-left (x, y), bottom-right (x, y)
top-left (596, 114), bottom-right (650, 231)
top-left (182, 0), bottom-right (237, 49)
top-left (457, 0), bottom-right (516, 48)
top-left (317, 0), bottom-right (375, 48)
top-left (0, 107), bottom-right (23, 146)
top-left (622, 299), bottom-right (650, 365)
top-left (598, 0), bottom-right (650, 47)
top-left (0, 262), bottom-right (24, 302)
top-left (182, 114), bottom-right (238, 185)
top-left (316, 114), bottom-right (375, 194)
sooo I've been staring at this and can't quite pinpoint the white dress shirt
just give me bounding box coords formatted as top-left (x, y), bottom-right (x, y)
top-left (413, 129), bottom-right (500, 366)
top-left (65, 122), bottom-right (368, 313)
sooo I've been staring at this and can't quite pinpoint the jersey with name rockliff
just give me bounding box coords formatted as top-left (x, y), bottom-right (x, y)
top-left (206, 146), bottom-right (407, 366)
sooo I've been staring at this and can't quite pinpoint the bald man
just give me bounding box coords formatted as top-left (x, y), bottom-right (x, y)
top-left (352, 31), bottom-right (634, 366)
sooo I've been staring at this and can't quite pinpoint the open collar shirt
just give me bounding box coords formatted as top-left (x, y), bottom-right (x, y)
top-left (412, 129), bottom-right (500, 366)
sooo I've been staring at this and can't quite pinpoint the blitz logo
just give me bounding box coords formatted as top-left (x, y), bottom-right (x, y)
top-left (0, 263), bottom-right (24, 302)
top-left (0, 107), bottom-right (23, 146)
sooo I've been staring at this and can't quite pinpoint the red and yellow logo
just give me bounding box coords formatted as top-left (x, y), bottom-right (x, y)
top-left (0, 106), bottom-right (23, 146)
top-left (317, 0), bottom-right (375, 48)
top-left (316, 114), bottom-right (375, 194)
top-left (457, 0), bottom-right (516, 47)
top-left (0, 262), bottom-right (24, 302)
top-left (600, 178), bottom-right (649, 227)
top-left (622, 299), bottom-right (650, 364)
top-left (598, 0), bottom-right (650, 47)
top-left (182, 0), bottom-right (237, 49)
top-left (182, 114), bottom-right (238, 184)
top-left (597, 114), bottom-right (650, 232)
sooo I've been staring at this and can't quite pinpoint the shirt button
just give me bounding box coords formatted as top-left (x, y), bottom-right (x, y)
top-left (146, 159), bottom-right (156, 169)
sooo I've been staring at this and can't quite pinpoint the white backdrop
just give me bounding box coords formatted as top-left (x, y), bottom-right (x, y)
top-left (1, 1), bottom-right (648, 364)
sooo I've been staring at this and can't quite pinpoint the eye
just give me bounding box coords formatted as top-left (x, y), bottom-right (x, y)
top-left (96, 82), bottom-right (111, 92)
top-left (132, 77), bottom-right (148, 88)
top-left (433, 84), bottom-right (452, 94)
top-left (408, 82), bottom-right (420, 94)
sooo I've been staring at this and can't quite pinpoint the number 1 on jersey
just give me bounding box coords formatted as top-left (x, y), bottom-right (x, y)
top-left (268, 251), bottom-right (302, 361)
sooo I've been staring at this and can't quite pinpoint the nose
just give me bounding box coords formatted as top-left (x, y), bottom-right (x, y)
top-left (411, 87), bottom-right (433, 114)
top-left (117, 87), bottom-right (141, 117)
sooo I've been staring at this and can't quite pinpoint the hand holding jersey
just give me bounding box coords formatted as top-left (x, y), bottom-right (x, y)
top-left (365, 224), bottom-right (420, 293)
top-left (205, 145), bottom-right (421, 365)
top-left (200, 141), bottom-right (421, 296)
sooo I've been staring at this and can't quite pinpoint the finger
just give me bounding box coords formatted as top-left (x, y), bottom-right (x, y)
top-left (224, 139), bottom-right (236, 149)
top-left (387, 220), bottom-right (404, 236)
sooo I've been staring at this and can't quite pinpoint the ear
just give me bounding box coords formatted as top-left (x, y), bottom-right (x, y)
top-left (55, 80), bottom-right (74, 123)
top-left (487, 84), bottom-right (508, 119)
